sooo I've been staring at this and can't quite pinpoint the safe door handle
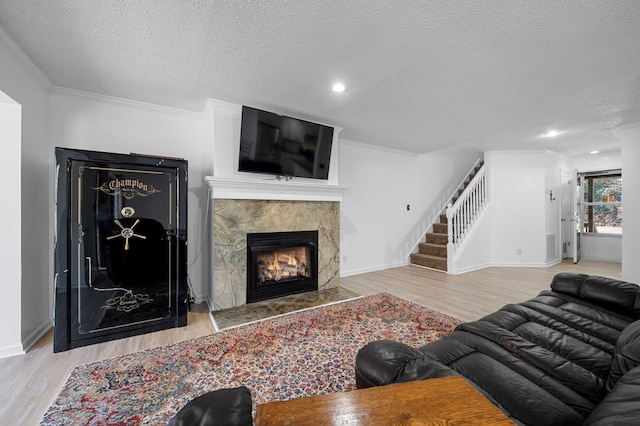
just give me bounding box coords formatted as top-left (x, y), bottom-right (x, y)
top-left (86, 256), bottom-right (92, 288)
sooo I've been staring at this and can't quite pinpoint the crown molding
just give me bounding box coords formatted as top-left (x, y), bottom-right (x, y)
top-left (0, 25), bottom-right (53, 92)
top-left (206, 98), bottom-right (242, 114)
top-left (340, 138), bottom-right (419, 157)
top-left (51, 86), bottom-right (206, 119)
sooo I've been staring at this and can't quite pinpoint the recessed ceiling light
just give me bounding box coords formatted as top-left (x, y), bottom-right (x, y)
top-left (590, 150), bottom-right (600, 154)
top-left (332, 83), bottom-right (345, 93)
top-left (542, 130), bottom-right (561, 138)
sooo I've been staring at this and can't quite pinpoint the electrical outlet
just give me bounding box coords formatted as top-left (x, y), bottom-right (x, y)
top-left (342, 255), bottom-right (348, 263)
top-left (517, 249), bottom-right (523, 256)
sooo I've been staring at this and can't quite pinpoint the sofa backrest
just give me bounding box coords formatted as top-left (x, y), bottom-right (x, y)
top-left (551, 273), bottom-right (640, 319)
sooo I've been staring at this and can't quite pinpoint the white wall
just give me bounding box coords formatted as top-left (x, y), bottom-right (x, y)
top-left (49, 89), bottom-right (213, 301)
top-left (572, 151), bottom-right (622, 172)
top-left (339, 141), bottom-right (481, 275)
top-left (209, 99), bottom-right (241, 178)
top-left (487, 150), bottom-right (547, 266)
top-left (0, 30), bottom-right (51, 357)
top-left (581, 235), bottom-right (622, 262)
top-left (0, 93), bottom-right (22, 358)
top-left (456, 150), bottom-right (566, 272)
top-left (621, 124), bottom-right (640, 283)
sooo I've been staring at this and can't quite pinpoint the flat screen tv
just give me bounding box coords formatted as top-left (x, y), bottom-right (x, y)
top-left (238, 106), bottom-right (334, 180)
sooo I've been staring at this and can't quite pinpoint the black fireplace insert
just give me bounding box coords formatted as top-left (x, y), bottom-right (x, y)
top-left (246, 231), bottom-right (319, 303)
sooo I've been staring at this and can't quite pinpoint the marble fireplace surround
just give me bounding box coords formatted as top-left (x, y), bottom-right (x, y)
top-left (206, 177), bottom-right (347, 311)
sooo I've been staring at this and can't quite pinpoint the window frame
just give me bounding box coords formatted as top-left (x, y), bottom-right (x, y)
top-left (582, 170), bottom-right (622, 235)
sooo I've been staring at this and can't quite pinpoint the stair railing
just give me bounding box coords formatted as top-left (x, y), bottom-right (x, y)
top-left (408, 159), bottom-right (484, 259)
top-left (446, 162), bottom-right (488, 271)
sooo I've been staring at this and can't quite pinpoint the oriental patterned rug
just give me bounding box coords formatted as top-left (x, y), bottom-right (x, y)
top-left (41, 293), bottom-right (461, 425)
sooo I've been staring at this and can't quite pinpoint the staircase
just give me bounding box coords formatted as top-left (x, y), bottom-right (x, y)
top-left (410, 214), bottom-right (449, 270)
top-left (410, 161), bottom-right (485, 272)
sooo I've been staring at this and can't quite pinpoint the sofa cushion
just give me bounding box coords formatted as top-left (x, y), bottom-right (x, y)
top-left (585, 365), bottom-right (640, 426)
top-left (168, 386), bottom-right (253, 426)
top-left (607, 319), bottom-right (640, 390)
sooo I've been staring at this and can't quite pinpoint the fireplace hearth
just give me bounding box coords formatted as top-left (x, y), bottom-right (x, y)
top-left (247, 231), bottom-right (318, 303)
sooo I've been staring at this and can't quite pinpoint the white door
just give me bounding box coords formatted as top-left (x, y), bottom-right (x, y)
top-left (571, 171), bottom-right (582, 263)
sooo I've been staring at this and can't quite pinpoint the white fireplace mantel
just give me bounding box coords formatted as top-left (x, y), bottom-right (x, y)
top-left (204, 176), bottom-right (348, 202)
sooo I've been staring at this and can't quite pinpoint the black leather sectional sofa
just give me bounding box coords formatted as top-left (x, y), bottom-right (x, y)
top-left (355, 273), bottom-right (640, 425)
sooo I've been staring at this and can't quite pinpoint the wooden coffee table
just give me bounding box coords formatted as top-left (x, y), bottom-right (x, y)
top-left (255, 376), bottom-right (515, 425)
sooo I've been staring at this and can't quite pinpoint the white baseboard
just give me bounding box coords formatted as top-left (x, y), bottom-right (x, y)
top-left (22, 320), bottom-right (52, 353)
top-left (453, 262), bottom-right (493, 274)
top-left (0, 319), bottom-right (52, 359)
top-left (489, 261), bottom-right (554, 268)
top-left (544, 259), bottom-right (562, 267)
top-left (340, 260), bottom-right (410, 277)
top-left (0, 343), bottom-right (25, 359)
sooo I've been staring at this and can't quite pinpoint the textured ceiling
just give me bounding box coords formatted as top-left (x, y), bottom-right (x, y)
top-left (1, 1), bottom-right (639, 156)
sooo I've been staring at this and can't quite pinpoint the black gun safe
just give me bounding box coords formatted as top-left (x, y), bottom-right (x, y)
top-left (54, 148), bottom-right (188, 352)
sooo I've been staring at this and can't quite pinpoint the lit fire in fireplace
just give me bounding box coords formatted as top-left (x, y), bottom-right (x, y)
top-left (258, 248), bottom-right (310, 284)
top-left (246, 230), bottom-right (318, 303)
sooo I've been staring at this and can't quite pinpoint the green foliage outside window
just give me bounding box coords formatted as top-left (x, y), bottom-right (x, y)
top-left (583, 174), bottom-right (622, 234)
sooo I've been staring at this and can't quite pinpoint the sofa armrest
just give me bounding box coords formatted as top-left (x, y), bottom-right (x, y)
top-left (584, 365), bottom-right (640, 426)
top-left (355, 340), bottom-right (455, 388)
top-left (168, 386), bottom-right (253, 426)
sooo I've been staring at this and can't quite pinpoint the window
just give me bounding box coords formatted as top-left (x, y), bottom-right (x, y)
top-left (583, 171), bottom-right (622, 234)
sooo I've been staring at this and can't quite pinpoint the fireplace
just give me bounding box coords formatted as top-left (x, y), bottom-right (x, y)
top-left (247, 230), bottom-right (318, 303)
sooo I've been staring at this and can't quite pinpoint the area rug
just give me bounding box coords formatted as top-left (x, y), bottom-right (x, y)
top-left (41, 293), bottom-right (461, 425)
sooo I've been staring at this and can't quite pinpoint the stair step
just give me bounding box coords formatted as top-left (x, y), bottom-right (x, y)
top-left (410, 253), bottom-right (447, 271)
top-left (426, 232), bottom-right (448, 245)
top-left (432, 223), bottom-right (447, 234)
top-left (418, 242), bottom-right (447, 257)
top-left (439, 214), bottom-right (447, 224)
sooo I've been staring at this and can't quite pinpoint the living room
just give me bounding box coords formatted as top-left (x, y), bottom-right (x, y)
top-left (1, 2), bottom-right (640, 424)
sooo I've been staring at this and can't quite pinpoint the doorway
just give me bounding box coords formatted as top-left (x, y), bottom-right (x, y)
top-left (560, 169), bottom-right (572, 260)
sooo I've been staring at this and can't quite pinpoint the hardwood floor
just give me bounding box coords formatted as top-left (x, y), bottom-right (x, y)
top-left (0, 259), bottom-right (621, 424)
top-left (340, 259), bottom-right (622, 323)
top-left (0, 308), bottom-right (216, 425)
